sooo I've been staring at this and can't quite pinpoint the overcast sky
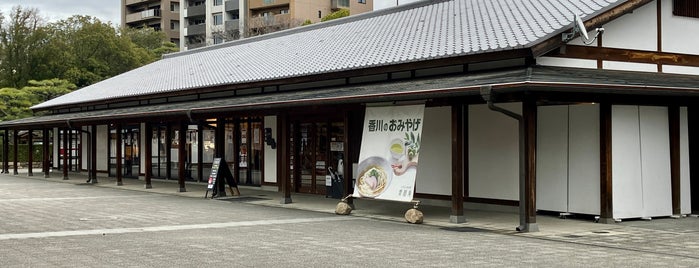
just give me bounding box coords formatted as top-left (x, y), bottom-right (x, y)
top-left (0, 0), bottom-right (120, 25)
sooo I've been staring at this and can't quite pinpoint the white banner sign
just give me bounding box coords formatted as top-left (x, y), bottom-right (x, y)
top-left (353, 105), bottom-right (424, 202)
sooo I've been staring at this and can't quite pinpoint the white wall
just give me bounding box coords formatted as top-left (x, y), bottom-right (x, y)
top-left (96, 125), bottom-right (109, 172)
top-left (264, 116), bottom-right (277, 183)
top-left (662, 0), bottom-right (699, 55)
top-left (415, 106), bottom-right (452, 196)
top-left (567, 104), bottom-right (600, 215)
top-left (81, 126), bottom-right (89, 171)
top-left (468, 103), bottom-right (520, 201)
top-left (536, 105), bottom-right (569, 212)
top-left (52, 127), bottom-right (59, 169)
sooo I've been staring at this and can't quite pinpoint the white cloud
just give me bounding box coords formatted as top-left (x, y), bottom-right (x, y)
top-left (0, 0), bottom-right (120, 25)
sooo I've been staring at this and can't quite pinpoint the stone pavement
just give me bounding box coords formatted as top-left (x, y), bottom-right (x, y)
top-left (5, 170), bottom-right (699, 261)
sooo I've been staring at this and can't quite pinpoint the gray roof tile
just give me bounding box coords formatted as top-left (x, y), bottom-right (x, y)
top-left (33, 0), bottom-right (623, 110)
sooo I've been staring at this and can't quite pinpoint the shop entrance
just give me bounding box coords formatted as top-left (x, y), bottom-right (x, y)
top-left (109, 126), bottom-right (140, 178)
top-left (291, 118), bottom-right (345, 195)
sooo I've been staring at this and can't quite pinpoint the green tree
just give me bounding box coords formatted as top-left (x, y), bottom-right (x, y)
top-left (23, 79), bottom-right (76, 103)
top-left (0, 6), bottom-right (49, 88)
top-left (0, 87), bottom-right (33, 120)
top-left (321, 9), bottom-right (350, 22)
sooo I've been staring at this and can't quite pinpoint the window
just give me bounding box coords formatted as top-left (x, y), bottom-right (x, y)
top-left (280, 9), bottom-right (289, 14)
top-left (213, 36), bottom-right (224, 44)
top-left (191, 18), bottom-right (205, 25)
top-left (264, 0), bottom-right (274, 4)
top-left (214, 0), bottom-right (223, 6)
top-left (171, 3), bottom-right (180, 12)
top-left (171, 20), bottom-right (180, 31)
top-left (213, 13), bottom-right (223, 25)
top-left (674, 0), bottom-right (699, 18)
top-left (358, 0), bottom-right (366, 3)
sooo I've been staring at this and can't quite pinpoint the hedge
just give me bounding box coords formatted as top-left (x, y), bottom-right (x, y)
top-left (0, 143), bottom-right (46, 162)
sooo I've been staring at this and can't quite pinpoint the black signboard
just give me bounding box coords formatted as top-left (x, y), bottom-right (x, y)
top-left (205, 158), bottom-right (238, 198)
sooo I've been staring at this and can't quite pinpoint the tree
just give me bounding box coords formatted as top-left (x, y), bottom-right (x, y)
top-left (321, 9), bottom-right (350, 22)
top-left (0, 78), bottom-right (76, 122)
top-left (0, 6), bottom-right (48, 88)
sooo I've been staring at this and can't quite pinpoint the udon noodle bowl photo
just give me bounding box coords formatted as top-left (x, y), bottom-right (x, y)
top-left (356, 156), bottom-right (391, 197)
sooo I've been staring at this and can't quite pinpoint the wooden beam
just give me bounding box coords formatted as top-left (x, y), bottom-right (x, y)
top-left (90, 125), bottom-right (97, 183)
top-left (27, 129), bottom-right (33, 176)
top-left (552, 45), bottom-right (699, 67)
top-left (279, 113), bottom-right (292, 204)
top-left (177, 121), bottom-right (187, 192)
top-left (3, 129), bottom-right (9, 173)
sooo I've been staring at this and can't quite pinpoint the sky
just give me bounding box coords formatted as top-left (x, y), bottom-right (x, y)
top-left (0, 0), bottom-right (121, 25)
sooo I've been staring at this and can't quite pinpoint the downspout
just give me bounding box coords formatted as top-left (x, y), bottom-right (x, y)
top-left (479, 85), bottom-right (537, 232)
top-left (66, 119), bottom-right (94, 183)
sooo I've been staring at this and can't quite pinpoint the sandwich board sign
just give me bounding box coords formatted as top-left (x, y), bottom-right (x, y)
top-left (204, 158), bottom-right (239, 198)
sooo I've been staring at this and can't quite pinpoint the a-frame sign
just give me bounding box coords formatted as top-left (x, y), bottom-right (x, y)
top-left (205, 158), bottom-right (239, 198)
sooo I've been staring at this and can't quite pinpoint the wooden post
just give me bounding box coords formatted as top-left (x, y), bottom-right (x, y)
top-left (523, 97), bottom-right (538, 230)
top-left (216, 118), bottom-right (227, 196)
top-left (116, 124), bottom-right (123, 186)
top-left (669, 106), bottom-right (681, 216)
top-left (62, 129), bottom-right (68, 180)
top-left (178, 121), bottom-right (187, 192)
top-left (144, 123), bottom-right (152, 188)
top-left (13, 129), bottom-right (19, 175)
top-left (166, 124), bottom-right (172, 180)
top-left (451, 104), bottom-right (465, 223)
top-left (90, 125), bottom-right (97, 183)
top-left (27, 129), bottom-right (33, 176)
top-left (599, 103), bottom-right (614, 223)
top-left (279, 113), bottom-right (292, 204)
top-left (3, 129), bottom-right (9, 173)
top-left (43, 128), bottom-right (50, 178)
top-left (197, 123), bottom-right (203, 182)
top-left (343, 110), bottom-right (353, 204)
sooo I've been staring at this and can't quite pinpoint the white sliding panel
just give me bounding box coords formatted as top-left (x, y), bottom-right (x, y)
top-left (680, 107), bottom-right (692, 214)
top-left (639, 106), bottom-right (672, 218)
top-left (612, 105), bottom-right (644, 219)
top-left (536, 105), bottom-right (569, 212)
top-left (568, 104), bottom-right (600, 215)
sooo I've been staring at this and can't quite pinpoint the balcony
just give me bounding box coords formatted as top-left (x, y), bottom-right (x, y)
top-left (225, 19), bottom-right (240, 32)
top-left (225, 0), bottom-right (240, 12)
top-left (186, 4), bottom-right (206, 17)
top-left (186, 24), bottom-right (206, 36)
top-left (125, 0), bottom-right (158, 6)
top-left (331, 0), bottom-right (349, 10)
top-left (249, 0), bottom-right (290, 10)
top-left (125, 9), bottom-right (162, 24)
top-left (248, 14), bottom-right (291, 28)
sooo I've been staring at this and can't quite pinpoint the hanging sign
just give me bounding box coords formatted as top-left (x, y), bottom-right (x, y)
top-left (352, 104), bottom-right (425, 202)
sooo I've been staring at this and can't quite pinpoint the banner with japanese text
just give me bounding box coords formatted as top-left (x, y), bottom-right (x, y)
top-left (353, 105), bottom-right (424, 202)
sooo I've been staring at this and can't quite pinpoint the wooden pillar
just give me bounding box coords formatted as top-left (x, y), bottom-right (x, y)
top-left (62, 129), bottom-right (68, 179)
top-left (13, 129), bottom-right (19, 175)
top-left (27, 129), bottom-right (33, 176)
top-left (197, 123), bottom-right (203, 182)
top-left (144, 123), bottom-right (153, 188)
top-left (669, 106), bottom-right (682, 216)
top-left (689, 106), bottom-right (699, 214)
top-left (116, 124), bottom-right (123, 186)
top-left (90, 125), bottom-right (98, 183)
top-left (523, 97), bottom-right (538, 230)
top-left (3, 129), bottom-right (9, 173)
top-left (342, 110), bottom-right (353, 203)
top-left (43, 128), bottom-right (50, 178)
top-left (165, 124), bottom-right (172, 180)
top-left (599, 103), bottom-right (614, 223)
top-left (279, 113), bottom-right (292, 204)
top-left (178, 121), bottom-right (187, 192)
top-left (451, 104), bottom-right (465, 223)
top-left (216, 118), bottom-right (227, 196)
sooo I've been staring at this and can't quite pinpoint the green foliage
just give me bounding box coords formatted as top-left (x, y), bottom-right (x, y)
top-left (0, 78), bottom-right (76, 122)
top-left (0, 143), bottom-right (45, 163)
top-left (302, 19), bottom-right (313, 26)
top-left (0, 7), bottom-right (178, 91)
top-left (321, 9), bottom-right (350, 22)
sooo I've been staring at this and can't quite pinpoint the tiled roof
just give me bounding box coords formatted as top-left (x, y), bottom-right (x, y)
top-left (32, 0), bottom-right (622, 110)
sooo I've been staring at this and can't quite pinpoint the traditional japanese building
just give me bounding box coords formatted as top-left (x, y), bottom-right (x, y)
top-left (2, 0), bottom-right (699, 231)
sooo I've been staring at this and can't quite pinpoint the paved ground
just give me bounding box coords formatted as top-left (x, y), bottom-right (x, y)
top-left (1, 171), bottom-right (698, 267)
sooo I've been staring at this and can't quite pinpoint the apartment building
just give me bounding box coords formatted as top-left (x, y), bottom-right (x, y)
top-left (181, 0), bottom-right (373, 50)
top-left (121, 0), bottom-right (182, 47)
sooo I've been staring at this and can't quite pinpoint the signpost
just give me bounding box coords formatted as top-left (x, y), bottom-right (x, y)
top-left (205, 158), bottom-right (239, 198)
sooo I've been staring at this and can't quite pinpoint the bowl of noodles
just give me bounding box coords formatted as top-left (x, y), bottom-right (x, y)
top-left (356, 156), bottom-right (392, 198)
